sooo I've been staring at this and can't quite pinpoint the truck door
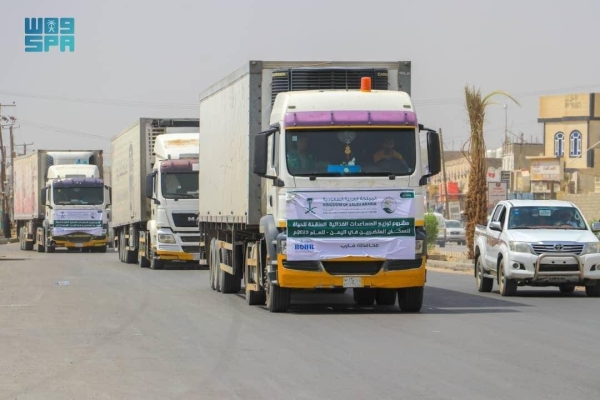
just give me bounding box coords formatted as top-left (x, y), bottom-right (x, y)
top-left (485, 204), bottom-right (506, 273)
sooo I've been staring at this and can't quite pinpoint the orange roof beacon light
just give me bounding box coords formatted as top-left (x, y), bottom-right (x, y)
top-left (360, 77), bottom-right (372, 92)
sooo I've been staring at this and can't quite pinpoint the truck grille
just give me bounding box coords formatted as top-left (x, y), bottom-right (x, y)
top-left (180, 235), bottom-right (201, 243)
top-left (271, 68), bottom-right (389, 105)
top-left (322, 261), bottom-right (383, 276)
top-left (171, 213), bottom-right (197, 228)
top-left (66, 234), bottom-right (92, 243)
top-left (182, 245), bottom-right (200, 254)
top-left (531, 244), bottom-right (583, 255)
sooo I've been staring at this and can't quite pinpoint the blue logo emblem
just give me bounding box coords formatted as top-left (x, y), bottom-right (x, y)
top-left (25, 18), bottom-right (75, 52)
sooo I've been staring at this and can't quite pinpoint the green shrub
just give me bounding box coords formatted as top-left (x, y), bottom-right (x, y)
top-left (424, 213), bottom-right (439, 250)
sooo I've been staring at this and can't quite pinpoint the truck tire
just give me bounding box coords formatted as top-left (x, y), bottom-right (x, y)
top-left (585, 281), bottom-right (600, 297)
top-left (475, 256), bottom-right (493, 292)
top-left (266, 281), bottom-right (290, 313)
top-left (498, 260), bottom-right (517, 296)
top-left (353, 288), bottom-right (375, 306)
top-left (559, 284), bottom-right (575, 294)
top-left (246, 287), bottom-right (266, 306)
top-left (375, 289), bottom-right (397, 306)
top-left (46, 245), bottom-right (55, 253)
top-left (37, 243), bottom-right (45, 253)
top-left (397, 287), bottom-right (424, 312)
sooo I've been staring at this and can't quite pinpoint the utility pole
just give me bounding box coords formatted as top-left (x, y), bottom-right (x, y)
top-left (439, 128), bottom-right (450, 220)
top-left (15, 142), bottom-right (33, 156)
top-left (0, 102), bottom-right (16, 238)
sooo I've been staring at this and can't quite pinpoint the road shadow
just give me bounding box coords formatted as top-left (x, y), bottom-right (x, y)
top-left (231, 285), bottom-right (529, 315)
top-left (494, 288), bottom-right (593, 299)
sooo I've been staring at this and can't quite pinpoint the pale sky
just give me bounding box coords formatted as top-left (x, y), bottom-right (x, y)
top-left (1, 0), bottom-right (599, 164)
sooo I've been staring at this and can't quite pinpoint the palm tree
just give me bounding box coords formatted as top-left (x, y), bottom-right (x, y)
top-left (463, 86), bottom-right (519, 259)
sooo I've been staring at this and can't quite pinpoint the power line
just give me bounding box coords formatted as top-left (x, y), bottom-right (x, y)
top-left (17, 119), bottom-right (111, 141)
top-left (0, 90), bottom-right (197, 110)
top-left (414, 83), bottom-right (600, 107)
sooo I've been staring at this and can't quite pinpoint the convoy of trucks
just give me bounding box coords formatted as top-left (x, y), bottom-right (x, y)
top-left (11, 59), bottom-right (600, 314)
top-left (197, 60), bottom-right (442, 312)
top-left (13, 150), bottom-right (111, 253)
top-left (110, 118), bottom-right (202, 269)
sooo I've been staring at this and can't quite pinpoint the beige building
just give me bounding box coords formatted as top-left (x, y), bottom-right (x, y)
top-left (538, 93), bottom-right (600, 193)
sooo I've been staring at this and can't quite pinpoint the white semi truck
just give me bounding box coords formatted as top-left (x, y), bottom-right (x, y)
top-left (13, 150), bottom-right (111, 253)
top-left (111, 118), bottom-right (202, 269)
top-left (198, 60), bottom-right (442, 312)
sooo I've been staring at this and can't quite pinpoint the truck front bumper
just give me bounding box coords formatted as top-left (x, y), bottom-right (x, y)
top-left (505, 252), bottom-right (600, 284)
top-left (276, 255), bottom-right (426, 289)
top-left (155, 249), bottom-right (201, 263)
top-left (53, 237), bottom-right (108, 248)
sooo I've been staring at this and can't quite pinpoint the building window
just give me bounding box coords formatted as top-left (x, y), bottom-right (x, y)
top-left (554, 132), bottom-right (564, 156)
top-left (570, 130), bottom-right (582, 157)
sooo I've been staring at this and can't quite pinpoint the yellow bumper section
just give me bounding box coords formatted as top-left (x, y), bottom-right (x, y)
top-left (276, 255), bottom-right (426, 289)
top-left (55, 239), bottom-right (108, 248)
top-left (155, 250), bottom-right (196, 261)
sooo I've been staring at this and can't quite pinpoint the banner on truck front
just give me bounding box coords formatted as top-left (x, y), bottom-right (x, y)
top-left (286, 189), bottom-right (416, 261)
top-left (53, 209), bottom-right (104, 236)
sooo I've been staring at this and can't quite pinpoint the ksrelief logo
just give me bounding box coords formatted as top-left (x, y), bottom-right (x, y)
top-left (382, 197), bottom-right (397, 214)
top-left (304, 198), bottom-right (317, 215)
top-left (400, 191), bottom-right (415, 199)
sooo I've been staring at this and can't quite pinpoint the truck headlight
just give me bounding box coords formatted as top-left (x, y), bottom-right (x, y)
top-left (279, 239), bottom-right (287, 255)
top-left (509, 241), bottom-right (532, 254)
top-left (582, 243), bottom-right (600, 255)
top-left (415, 239), bottom-right (424, 256)
top-left (158, 234), bottom-right (176, 244)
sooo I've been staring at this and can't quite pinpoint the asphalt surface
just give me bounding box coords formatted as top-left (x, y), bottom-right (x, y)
top-left (1, 243), bottom-right (599, 399)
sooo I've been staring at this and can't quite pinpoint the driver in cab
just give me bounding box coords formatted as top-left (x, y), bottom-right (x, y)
top-left (373, 138), bottom-right (406, 165)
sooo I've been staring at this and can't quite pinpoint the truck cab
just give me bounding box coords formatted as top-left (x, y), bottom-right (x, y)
top-left (473, 199), bottom-right (600, 296)
top-left (139, 133), bottom-right (201, 268)
top-left (39, 163), bottom-right (111, 252)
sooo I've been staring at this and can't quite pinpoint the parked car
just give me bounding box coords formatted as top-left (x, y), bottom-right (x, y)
top-left (445, 219), bottom-right (466, 245)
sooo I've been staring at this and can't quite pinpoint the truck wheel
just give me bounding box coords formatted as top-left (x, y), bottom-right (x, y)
top-left (150, 257), bottom-right (163, 270)
top-left (585, 281), bottom-right (600, 297)
top-left (246, 287), bottom-right (266, 306)
top-left (139, 254), bottom-right (150, 268)
top-left (397, 287), bottom-right (424, 312)
top-left (559, 284), bottom-right (575, 294)
top-left (375, 289), bottom-right (397, 306)
top-left (220, 267), bottom-right (241, 293)
top-left (37, 243), bottom-right (45, 253)
top-left (353, 288), bottom-right (375, 306)
top-left (266, 281), bottom-right (290, 313)
top-left (47, 246), bottom-right (55, 253)
top-left (475, 256), bottom-right (493, 292)
top-left (498, 260), bottom-right (517, 296)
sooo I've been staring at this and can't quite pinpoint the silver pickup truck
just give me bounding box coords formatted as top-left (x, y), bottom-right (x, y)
top-left (473, 199), bottom-right (600, 296)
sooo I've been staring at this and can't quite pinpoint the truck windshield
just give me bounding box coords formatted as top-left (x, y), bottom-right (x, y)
top-left (285, 128), bottom-right (416, 176)
top-left (508, 206), bottom-right (587, 230)
top-left (53, 187), bottom-right (104, 205)
top-left (161, 172), bottom-right (199, 199)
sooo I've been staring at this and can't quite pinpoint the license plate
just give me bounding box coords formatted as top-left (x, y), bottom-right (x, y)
top-left (192, 254), bottom-right (200, 261)
top-left (343, 277), bottom-right (363, 288)
top-left (75, 243), bottom-right (83, 248)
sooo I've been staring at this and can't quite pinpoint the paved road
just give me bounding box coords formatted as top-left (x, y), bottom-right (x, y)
top-left (1, 244), bottom-right (599, 399)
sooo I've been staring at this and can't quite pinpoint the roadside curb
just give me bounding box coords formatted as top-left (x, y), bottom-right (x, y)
top-left (426, 258), bottom-right (473, 272)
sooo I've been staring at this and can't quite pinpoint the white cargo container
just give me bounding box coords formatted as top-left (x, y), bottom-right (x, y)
top-left (198, 60), bottom-right (442, 312)
top-left (111, 118), bottom-right (202, 269)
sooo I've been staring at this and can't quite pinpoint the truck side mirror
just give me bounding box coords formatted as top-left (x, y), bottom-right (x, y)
top-left (591, 222), bottom-right (600, 232)
top-left (105, 185), bottom-right (112, 207)
top-left (253, 134), bottom-right (268, 176)
top-left (145, 173), bottom-right (154, 199)
top-left (489, 221), bottom-right (502, 231)
top-left (41, 188), bottom-right (47, 205)
top-left (427, 130), bottom-right (441, 176)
